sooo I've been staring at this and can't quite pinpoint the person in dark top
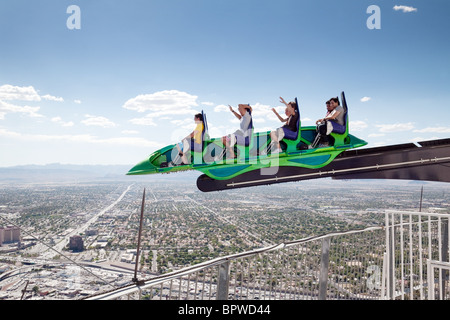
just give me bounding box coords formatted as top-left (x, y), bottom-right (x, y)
top-left (269, 97), bottom-right (299, 153)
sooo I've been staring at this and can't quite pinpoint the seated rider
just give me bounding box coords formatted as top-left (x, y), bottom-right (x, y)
top-left (269, 97), bottom-right (299, 153)
top-left (222, 104), bottom-right (252, 158)
top-left (176, 113), bottom-right (204, 164)
top-left (315, 97), bottom-right (345, 147)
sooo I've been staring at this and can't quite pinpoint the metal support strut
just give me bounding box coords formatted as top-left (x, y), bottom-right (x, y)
top-left (133, 188), bottom-right (146, 286)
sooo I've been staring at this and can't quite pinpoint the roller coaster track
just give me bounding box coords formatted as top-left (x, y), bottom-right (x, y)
top-left (197, 138), bottom-right (450, 192)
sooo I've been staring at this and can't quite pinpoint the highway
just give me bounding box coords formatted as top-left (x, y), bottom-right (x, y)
top-left (37, 184), bottom-right (134, 259)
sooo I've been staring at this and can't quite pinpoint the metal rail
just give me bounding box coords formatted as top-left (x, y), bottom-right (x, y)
top-left (227, 156), bottom-right (450, 188)
top-left (84, 209), bottom-right (450, 300)
top-left (384, 210), bottom-right (450, 300)
top-left (84, 225), bottom-right (384, 300)
top-left (197, 138), bottom-right (450, 192)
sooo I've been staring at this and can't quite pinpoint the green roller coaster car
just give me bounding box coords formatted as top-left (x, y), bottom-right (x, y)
top-left (127, 92), bottom-right (368, 181)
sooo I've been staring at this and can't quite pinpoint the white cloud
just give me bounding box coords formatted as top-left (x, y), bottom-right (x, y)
top-left (170, 117), bottom-right (194, 129)
top-left (123, 90), bottom-right (201, 128)
top-left (376, 122), bottom-right (415, 133)
top-left (252, 103), bottom-right (278, 120)
top-left (301, 117), bottom-right (313, 124)
top-left (129, 115), bottom-right (157, 126)
top-left (368, 133), bottom-right (386, 138)
top-left (82, 114), bottom-right (116, 128)
top-left (0, 84), bottom-right (63, 120)
top-left (0, 127), bottom-right (21, 138)
top-left (96, 136), bottom-right (163, 148)
top-left (0, 100), bottom-right (43, 118)
top-left (393, 5), bottom-right (417, 13)
top-left (0, 84), bottom-right (41, 101)
top-left (121, 130), bottom-right (139, 135)
top-left (51, 116), bottom-right (74, 127)
top-left (413, 127), bottom-right (450, 134)
top-left (360, 97), bottom-right (371, 102)
top-left (0, 127), bottom-right (88, 142)
top-left (206, 123), bottom-right (234, 139)
top-left (0, 84), bottom-right (64, 102)
top-left (74, 99), bottom-right (82, 104)
top-left (123, 90), bottom-right (199, 114)
top-left (350, 120), bottom-right (368, 131)
top-left (214, 104), bottom-right (229, 112)
top-left (253, 117), bottom-right (266, 124)
top-left (41, 94), bottom-right (64, 102)
top-left (0, 127), bottom-right (162, 148)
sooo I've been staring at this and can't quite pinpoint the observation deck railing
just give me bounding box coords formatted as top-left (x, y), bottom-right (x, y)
top-left (85, 210), bottom-right (449, 300)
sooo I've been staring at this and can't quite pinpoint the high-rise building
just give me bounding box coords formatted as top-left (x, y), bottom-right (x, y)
top-left (69, 235), bottom-right (84, 252)
top-left (0, 225), bottom-right (21, 245)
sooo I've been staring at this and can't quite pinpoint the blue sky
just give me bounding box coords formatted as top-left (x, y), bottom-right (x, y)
top-left (0, 0), bottom-right (449, 166)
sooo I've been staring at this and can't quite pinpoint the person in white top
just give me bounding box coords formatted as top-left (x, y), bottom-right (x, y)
top-left (222, 104), bottom-right (253, 158)
top-left (315, 97), bottom-right (345, 147)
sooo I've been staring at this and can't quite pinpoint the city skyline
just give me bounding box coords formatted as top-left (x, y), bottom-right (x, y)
top-left (1, 1), bottom-right (450, 167)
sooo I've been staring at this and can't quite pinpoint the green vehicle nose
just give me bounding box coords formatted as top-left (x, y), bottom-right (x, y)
top-left (126, 158), bottom-right (158, 175)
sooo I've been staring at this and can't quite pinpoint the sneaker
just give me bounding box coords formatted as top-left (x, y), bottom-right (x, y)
top-left (318, 143), bottom-right (329, 148)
